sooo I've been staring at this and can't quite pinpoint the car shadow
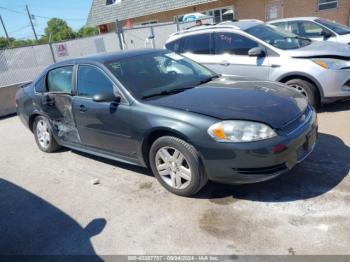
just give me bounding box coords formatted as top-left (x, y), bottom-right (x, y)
top-left (196, 133), bottom-right (350, 202)
top-left (0, 179), bottom-right (106, 257)
top-left (318, 99), bottom-right (350, 113)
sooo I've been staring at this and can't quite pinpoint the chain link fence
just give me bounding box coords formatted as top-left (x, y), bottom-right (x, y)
top-left (0, 17), bottom-right (214, 88)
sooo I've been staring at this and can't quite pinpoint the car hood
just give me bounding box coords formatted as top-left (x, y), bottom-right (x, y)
top-left (144, 76), bottom-right (308, 129)
top-left (285, 40), bottom-right (350, 58)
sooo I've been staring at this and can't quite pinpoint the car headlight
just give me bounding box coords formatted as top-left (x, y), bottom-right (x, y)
top-left (312, 58), bottom-right (350, 70)
top-left (208, 121), bottom-right (277, 143)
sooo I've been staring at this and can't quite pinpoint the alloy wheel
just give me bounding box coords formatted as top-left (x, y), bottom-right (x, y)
top-left (36, 119), bottom-right (50, 149)
top-left (155, 146), bottom-right (192, 190)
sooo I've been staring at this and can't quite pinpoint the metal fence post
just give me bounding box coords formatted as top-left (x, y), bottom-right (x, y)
top-left (175, 17), bottom-right (180, 32)
top-left (115, 19), bottom-right (124, 50)
top-left (48, 33), bottom-right (56, 63)
top-left (48, 43), bottom-right (56, 63)
top-left (150, 26), bottom-right (156, 48)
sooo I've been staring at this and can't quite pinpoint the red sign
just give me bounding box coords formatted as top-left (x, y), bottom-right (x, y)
top-left (56, 43), bottom-right (68, 57)
top-left (125, 19), bottom-right (133, 29)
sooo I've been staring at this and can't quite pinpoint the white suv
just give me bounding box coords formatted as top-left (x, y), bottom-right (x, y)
top-left (165, 20), bottom-right (350, 107)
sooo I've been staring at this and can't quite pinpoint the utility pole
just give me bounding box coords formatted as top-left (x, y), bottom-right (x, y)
top-left (26, 5), bottom-right (38, 40)
top-left (0, 15), bottom-right (10, 46)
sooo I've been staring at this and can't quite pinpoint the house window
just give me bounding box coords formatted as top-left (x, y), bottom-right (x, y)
top-left (318, 0), bottom-right (338, 10)
top-left (106, 0), bottom-right (121, 6)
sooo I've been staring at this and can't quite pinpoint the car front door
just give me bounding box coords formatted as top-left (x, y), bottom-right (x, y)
top-left (41, 65), bottom-right (80, 143)
top-left (209, 31), bottom-right (271, 80)
top-left (72, 64), bottom-right (136, 158)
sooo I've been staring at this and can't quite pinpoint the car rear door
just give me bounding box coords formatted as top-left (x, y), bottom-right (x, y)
top-left (209, 31), bottom-right (271, 80)
top-left (72, 64), bottom-right (136, 158)
top-left (180, 32), bottom-right (215, 67)
top-left (41, 65), bottom-right (80, 143)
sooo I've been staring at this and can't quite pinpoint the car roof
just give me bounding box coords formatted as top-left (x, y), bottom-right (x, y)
top-left (269, 17), bottom-right (319, 23)
top-left (171, 19), bottom-right (263, 37)
top-left (53, 49), bottom-right (167, 67)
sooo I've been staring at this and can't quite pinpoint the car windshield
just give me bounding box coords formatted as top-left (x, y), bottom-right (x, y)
top-left (105, 52), bottom-right (217, 100)
top-left (316, 18), bottom-right (350, 35)
top-left (245, 24), bottom-right (312, 50)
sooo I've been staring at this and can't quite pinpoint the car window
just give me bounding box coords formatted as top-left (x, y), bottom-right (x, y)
top-left (246, 24), bottom-right (312, 50)
top-left (214, 32), bottom-right (258, 55)
top-left (77, 65), bottom-right (114, 98)
top-left (272, 22), bottom-right (286, 30)
top-left (288, 21), bottom-right (325, 38)
top-left (165, 39), bottom-right (183, 53)
top-left (182, 33), bottom-right (212, 54)
top-left (47, 66), bottom-right (73, 93)
top-left (316, 18), bottom-right (350, 35)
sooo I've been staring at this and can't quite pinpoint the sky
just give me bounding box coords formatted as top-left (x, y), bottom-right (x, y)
top-left (0, 0), bottom-right (93, 40)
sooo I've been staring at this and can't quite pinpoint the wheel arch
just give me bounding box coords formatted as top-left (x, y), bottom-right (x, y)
top-left (140, 127), bottom-right (192, 167)
top-left (276, 72), bottom-right (324, 100)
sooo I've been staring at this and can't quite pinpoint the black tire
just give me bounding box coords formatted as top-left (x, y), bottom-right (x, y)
top-left (285, 79), bottom-right (320, 108)
top-left (149, 136), bottom-right (207, 197)
top-left (33, 116), bottom-right (61, 153)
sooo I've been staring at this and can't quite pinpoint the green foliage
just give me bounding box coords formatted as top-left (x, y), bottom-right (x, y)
top-left (1, 18), bottom-right (98, 49)
top-left (44, 18), bottom-right (76, 42)
top-left (77, 27), bottom-right (98, 37)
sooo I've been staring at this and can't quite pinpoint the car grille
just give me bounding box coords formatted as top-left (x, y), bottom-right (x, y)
top-left (279, 106), bottom-right (313, 135)
top-left (232, 163), bottom-right (287, 175)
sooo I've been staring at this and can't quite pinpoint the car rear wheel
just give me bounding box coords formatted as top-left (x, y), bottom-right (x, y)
top-left (34, 116), bottom-right (61, 153)
top-left (149, 136), bottom-right (207, 197)
top-left (285, 79), bottom-right (319, 108)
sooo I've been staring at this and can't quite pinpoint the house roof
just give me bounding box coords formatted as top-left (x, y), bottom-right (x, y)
top-left (86, 0), bottom-right (219, 27)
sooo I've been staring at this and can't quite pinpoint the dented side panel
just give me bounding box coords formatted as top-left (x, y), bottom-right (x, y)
top-left (41, 94), bottom-right (81, 144)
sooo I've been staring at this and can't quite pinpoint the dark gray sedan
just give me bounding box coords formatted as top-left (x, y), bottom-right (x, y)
top-left (16, 49), bottom-right (318, 196)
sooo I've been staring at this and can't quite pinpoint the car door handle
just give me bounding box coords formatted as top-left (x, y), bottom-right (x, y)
top-left (79, 105), bottom-right (87, 113)
top-left (220, 61), bottom-right (230, 66)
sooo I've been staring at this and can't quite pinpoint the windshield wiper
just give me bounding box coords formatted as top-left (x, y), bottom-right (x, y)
top-left (285, 36), bottom-right (311, 41)
top-left (197, 74), bottom-right (220, 85)
top-left (142, 87), bottom-right (195, 99)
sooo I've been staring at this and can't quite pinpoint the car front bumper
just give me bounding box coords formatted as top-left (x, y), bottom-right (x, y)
top-left (317, 68), bottom-right (350, 100)
top-left (195, 108), bottom-right (318, 184)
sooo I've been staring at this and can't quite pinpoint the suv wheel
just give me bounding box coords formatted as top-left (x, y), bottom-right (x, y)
top-left (34, 116), bottom-right (61, 153)
top-left (149, 136), bottom-right (207, 197)
top-left (285, 79), bottom-right (319, 108)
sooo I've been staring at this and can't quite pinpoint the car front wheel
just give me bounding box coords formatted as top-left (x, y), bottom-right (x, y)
top-left (285, 79), bottom-right (319, 108)
top-left (34, 116), bottom-right (61, 153)
top-left (149, 136), bottom-right (207, 197)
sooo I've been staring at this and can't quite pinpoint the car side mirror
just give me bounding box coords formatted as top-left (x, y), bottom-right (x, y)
top-left (320, 29), bottom-right (333, 39)
top-left (92, 91), bottom-right (121, 103)
top-left (248, 47), bottom-right (266, 57)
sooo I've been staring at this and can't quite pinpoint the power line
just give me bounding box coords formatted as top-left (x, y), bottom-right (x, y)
top-left (0, 6), bottom-right (86, 21)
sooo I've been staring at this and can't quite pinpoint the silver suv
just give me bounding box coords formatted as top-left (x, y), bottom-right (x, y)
top-left (269, 17), bottom-right (350, 44)
top-left (165, 20), bottom-right (350, 107)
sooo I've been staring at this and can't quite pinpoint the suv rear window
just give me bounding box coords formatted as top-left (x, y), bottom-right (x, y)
top-left (182, 33), bottom-right (212, 54)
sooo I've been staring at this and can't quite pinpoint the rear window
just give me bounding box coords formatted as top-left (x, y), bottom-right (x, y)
top-left (182, 33), bottom-right (212, 54)
top-left (34, 75), bottom-right (45, 93)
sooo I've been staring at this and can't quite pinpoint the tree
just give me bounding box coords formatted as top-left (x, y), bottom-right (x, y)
top-left (44, 18), bottom-right (75, 42)
top-left (77, 27), bottom-right (98, 38)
